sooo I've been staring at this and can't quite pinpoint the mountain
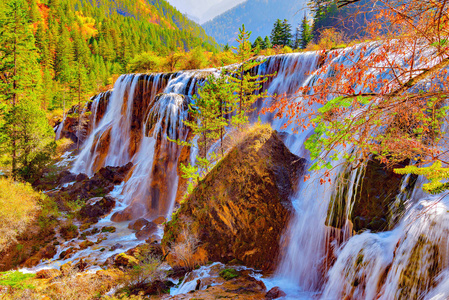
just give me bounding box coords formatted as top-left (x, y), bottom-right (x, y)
top-left (0, 0), bottom-right (219, 111)
top-left (166, 0), bottom-right (246, 24)
top-left (202, 0), bottom-right (308, 46)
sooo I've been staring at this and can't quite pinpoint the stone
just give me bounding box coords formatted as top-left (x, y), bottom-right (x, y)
top-left (152, 216), bottom-right (166, 225)
top-left (265, 287), bottom-right (287, 299)
top-left (162, 125), bottom-right (306, 271)
top-left (58, 171), bottom-right (76, 185)
top-left (35, 269), bottom-right (61, 279)
top-left (75, 173), bottom-right (89, 182)
top-left (78, 196), bottom-right (116, 222)
top-left (111, 202), bottom-right (146, 222)
top-left (114, 253), bottom-right (139, 268)
top-left (135, 223), bottom-right (158, 240)
top-left (110, 243), bottom-right (123, 251)
top-left (128, 218), bottom-right (151, 231)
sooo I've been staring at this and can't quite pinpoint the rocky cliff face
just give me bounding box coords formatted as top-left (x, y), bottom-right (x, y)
top-left (162, 124), bottom-right (306, 272)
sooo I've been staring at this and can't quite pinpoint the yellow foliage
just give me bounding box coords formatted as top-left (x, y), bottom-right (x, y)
top-left (0, 179), bottom-right (41, 252)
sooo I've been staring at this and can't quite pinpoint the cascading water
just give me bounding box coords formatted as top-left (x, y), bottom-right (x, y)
top-left (57, 46), bottom-right (449, 299)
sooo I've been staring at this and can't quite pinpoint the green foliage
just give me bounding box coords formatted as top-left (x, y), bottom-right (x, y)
top-left (300, 15), bottom-right (314, 49)
top-left (270, 19), bottom-right (293, 47)
top-left (128, 52), bottom-right (163, 73)
top-left (0, 271), bottom-right (35, 290)
top-left (219, 268), bottom-right (240, 280)
top-left (170, 25), bottom-right (273, 197)
top-left (228, 25), bottom-right (273, 128)
top-left (0, 0), bottom-right (55, 180)
top-left (395, 161), bottom-right (449, 195)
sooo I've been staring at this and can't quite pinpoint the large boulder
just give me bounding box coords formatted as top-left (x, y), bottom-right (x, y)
top-left (162, 125), bottom-right (306, 271)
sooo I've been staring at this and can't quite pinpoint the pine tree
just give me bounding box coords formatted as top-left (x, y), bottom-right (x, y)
top-left (300, 15), bottom-right (313, 49)
top-left (227, 24), bottom-right (273, 128)
top-left (270, 19), bottom-right (292, 47)
top-left (0, 0), bottom-right (54, 179)
top-left (280, 19), bottom-right (293, 47)
top-left (270, 19), bottom-right (283, 46)
top-left (264, 36), bottom-right (272, 49)
top-left (252, 36), bottom-right (264, 50)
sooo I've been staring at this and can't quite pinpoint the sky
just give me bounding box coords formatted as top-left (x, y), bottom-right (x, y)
top-left (166, 0), bottom-right (246, 24)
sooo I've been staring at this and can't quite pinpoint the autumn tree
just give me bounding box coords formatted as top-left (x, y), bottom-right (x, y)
top-left (265, 0), bottom-right (449, 191)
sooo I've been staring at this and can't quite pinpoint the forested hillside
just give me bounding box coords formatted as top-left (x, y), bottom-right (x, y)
top-left (0, 0), bottom-right (218, 112)
top-left (203, 0), bottom-right (308, 46)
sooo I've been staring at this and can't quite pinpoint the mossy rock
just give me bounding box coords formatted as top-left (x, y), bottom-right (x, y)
top-left (163, 124), bottom-right (306, 271)
top-left (219, 268), bottom-right (240, 280)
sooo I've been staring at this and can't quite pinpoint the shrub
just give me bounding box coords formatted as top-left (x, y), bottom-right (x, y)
top-left (307, 28), bottom-right (346, 50)
top-left (168, 227), bottom-right (206, 271)
top-left (128, 52), bottom-right (163, 73)
top-left (0, 179), bottom-right (41, 252)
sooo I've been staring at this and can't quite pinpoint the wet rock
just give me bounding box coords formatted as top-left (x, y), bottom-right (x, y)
top-left (167, 266), bottom-right (188, 279)
top-left (51, 163), bottom-right (133, 210)
top-left (265, 287), bottom-right (287, 299)
top-left (36, 269), bottom-right (61, 279)
top-left (152, 216), bottom-right (166, 225)
top-left (135, 223), bottom-right (158, 240)
top-left (60, 223), bottom-right (79, 240)
top-left (163, 125), bottom-right (306, 272)
top-left (79, 240), bottom-right (94, 250)
top-left (25, 244), bottom-right (57, 267)
top-left (103, 254), bottom-right (118, 267)
top-left (128, 218), bottom-right (151, 231)
top-left (58, 171), bottom-right (76, 185)
top-left (111, 202), bottom-right (146, 222)
top-left (59, 247), bottom-right (77, 259)
top-left (78, 196), bottom-right (116, 222)
top-left (326, 159), bottom-right (417, 233)
top-left (110, 243), bottom-right (123, 251)
top-left (75, 173), bottom-right (89, 182)
top-left (114, 253), bottom-right (138, 268)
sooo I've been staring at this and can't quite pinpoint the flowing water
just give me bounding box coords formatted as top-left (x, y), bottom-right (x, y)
top-left (48, 48), bottom-right (449, 299)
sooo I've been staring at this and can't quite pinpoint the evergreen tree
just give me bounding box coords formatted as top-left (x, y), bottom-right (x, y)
top-left (280, 19), bottom-right (293, 47)
top-left (227, 24), bottom-right (273, 128)
top-left (0, 0), bottom-right (54, 179)
top-left (294, 23), bottom-right (301, 49)
top-left (264, 36), bottom-right (272, 49)
top-left (270, 19), bottom-right (292, 47)
top-left (300, 15), bottom-right (313, 49)
top-left (270, 19), bottom-right (283, 46)
top-left (252, 36), bottom-right (264, 50)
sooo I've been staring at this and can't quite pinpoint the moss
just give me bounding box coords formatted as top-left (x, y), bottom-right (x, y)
top-left (101, 226), bottom-right (116, 233)
top-left (0, 271), bottom-right (35, 290)
top-left (219, 268), bottom-right (240, 280)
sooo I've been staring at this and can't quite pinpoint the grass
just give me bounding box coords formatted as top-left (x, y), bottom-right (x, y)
top-left (0, 271), bottom-right (35, 290)
top-left (0, 178), bottom-right (41, 252)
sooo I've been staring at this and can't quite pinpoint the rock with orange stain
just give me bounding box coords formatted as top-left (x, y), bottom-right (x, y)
top-left (162, 125), bottom-right (307, 272)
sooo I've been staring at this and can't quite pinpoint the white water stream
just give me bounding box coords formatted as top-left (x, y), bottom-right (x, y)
top-left (46, 47), bottom-right (449, 299)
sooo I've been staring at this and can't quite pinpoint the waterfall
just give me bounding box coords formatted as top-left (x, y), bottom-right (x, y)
top-left (64, 47), bottom-right (449, 298)
top-left (71, 71), bottom-right (208, 221)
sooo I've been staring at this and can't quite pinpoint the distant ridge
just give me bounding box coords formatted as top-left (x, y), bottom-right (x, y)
top-left (203, 0), bottom-right (308, 46)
